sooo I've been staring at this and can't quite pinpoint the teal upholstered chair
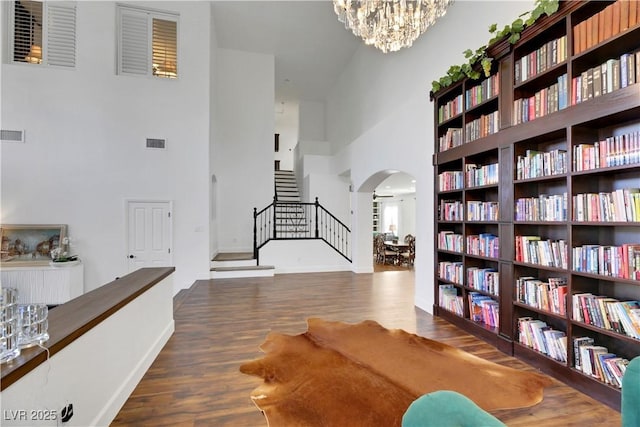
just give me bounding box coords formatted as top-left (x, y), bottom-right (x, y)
top-left (402, 390), bottom-right (505, 427)
top-left (622, 356), bottom-right (640, 427)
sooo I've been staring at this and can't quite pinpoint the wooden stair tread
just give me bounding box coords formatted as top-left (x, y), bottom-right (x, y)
top-left (212, 252), bottom-right (254, 262)
top-left (210, 265), bottom-right (275, 272)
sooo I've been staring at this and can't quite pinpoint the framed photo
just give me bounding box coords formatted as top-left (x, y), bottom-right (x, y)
top-left (0, 224), bottom-right (67, 266)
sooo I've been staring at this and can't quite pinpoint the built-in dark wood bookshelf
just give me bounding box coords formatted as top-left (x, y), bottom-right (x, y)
top-left (432, 0), bottom-right (640, 411)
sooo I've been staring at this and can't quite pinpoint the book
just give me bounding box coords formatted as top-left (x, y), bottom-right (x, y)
top-left (620, 0), bottom-right (630, 31)
top-left (598, 10), bottom-right (606, 43)
top-left (593, 66), bottom-right (602, 97)
top-left (604, 4), bottom-right (614, 40)
top-left (591, 13), bottom-right (599, 47)
top-left (612, 1), bottom-right (621, 36)
top-left (573, 336), bottom-right (594, 370)
top-left (630, 0), bottom-right (638, 27)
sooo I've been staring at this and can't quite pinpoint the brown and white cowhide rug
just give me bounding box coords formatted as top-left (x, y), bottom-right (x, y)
top-left (240, 318), bottom-right (553, 426)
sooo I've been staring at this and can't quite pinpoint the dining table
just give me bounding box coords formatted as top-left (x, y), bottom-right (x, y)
top-left (384, 241), bottom-right (410, 264)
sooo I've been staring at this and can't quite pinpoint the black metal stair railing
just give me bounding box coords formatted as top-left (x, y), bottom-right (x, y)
top-left (253, 197), bottom-right (351, 263)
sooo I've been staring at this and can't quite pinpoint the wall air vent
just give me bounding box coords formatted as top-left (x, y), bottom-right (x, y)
top-left (146, 138), bottom-right (166, 149)
top-left (1, 130), bottom-right (25, 143)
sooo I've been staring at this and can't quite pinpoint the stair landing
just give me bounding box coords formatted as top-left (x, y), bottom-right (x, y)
top-left (210, 252), bottom-right (274, 279)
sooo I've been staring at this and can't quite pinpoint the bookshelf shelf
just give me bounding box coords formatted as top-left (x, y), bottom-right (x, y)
top-left (570, 270), bottom-right (640, 285)
top-left (513, 261), bottom-right (568, 273)
top-left (432, 0), bottom-right (640, 410)
top-left (465, 95), bottom-right (499, 114)
top-left (513, 301), bottom-right (567, 321)
top-left (571, 320), bottom-right (640, 345)
top-left (571, 164), bottom-right (640, 177)
top-left (464, 285), bottom-right (498, 299)
top-left (464, 253), bottom-right (499, 262)
top-left (438, 113), bottom-right (463, 127)
top-left (513, 341), bottom-right (568, 366)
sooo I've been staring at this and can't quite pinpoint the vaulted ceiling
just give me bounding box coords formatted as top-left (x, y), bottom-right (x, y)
top-left (211, 1), bottom-right (417, 194)
top-left (212, 1), bottom-right (362, 104)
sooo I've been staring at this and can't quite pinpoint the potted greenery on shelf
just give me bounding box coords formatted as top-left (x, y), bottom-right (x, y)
top-left (431, 0), bottom-right (560, 94)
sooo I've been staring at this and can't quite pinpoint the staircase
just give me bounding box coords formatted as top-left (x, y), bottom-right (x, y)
top-left (212, 170), bottom-right (351, 279)
top-left (210, 170), bottom-right (301, 279)
top-left (275, 170), bottom-right (300, 202)
top-left (275, 170), bottom-right (311, 237)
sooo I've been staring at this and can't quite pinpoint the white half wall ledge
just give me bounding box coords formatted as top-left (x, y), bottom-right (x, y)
top-left (0, 268), bottom-right (175, 427)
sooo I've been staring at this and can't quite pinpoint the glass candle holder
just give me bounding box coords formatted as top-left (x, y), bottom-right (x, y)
top-left (0, 288), bottom-right (21, 363)
top-left (17, 303), bottom-right (49, 348)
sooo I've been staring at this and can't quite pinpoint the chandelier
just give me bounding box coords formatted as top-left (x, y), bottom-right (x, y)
top-left (333, 0), bottom-right (453, 53)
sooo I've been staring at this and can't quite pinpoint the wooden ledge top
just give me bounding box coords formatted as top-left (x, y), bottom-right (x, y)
top-left (1, 267), bottom-right (175, 391)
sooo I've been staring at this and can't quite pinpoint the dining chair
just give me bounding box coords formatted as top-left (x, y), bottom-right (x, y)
top-left (376, 235), bottom-right (398, 264)
top-left (400, 236), bottom-right (415, 266)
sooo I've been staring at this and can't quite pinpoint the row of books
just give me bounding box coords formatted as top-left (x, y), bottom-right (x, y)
top-left (466, 234), bottom-right (499, 258)
top-left (466, 201), bottom-right (499, 221)
top-left (515, 35), bottom-right (568, 84)
top-left (438, 261), bottom-right (463, 285)
top-left (437, 163), bottom-right (500, 191)
top-left (465, 73), bottom-right (499, 109)
top-left (515, 236), bottom-right (569, 269)
top-left (464, 111), bottom-right (500, 143)
top-left (513, 74), bottom-right (569, 125)
top-left (572, 52), bottom-right (639, 105)
top-left (438, 94), bottom-right (464, 124)
top-left (469, 292), bottom-right (499, 327)
top-left (516, 148), bottom-right (568, 180)
top-left (437, 231), bottom-right (463, 253)
top-left (439, 284), bottom-right (464, 316)
top-left (515, 193), bottom-right (568, 222)
top-left (467, 267), bottom-right (499, 296)
top-left (574, 337), bottom-right (629, 388)
top-left (439, 200), bottom-right (464, 221)
top-left (518, 317), bottom-right (567, 362)
top-left (573, 0), bottom-right (639, 56)
top-left (515, 276), bottom-right (567, 315)
top-left (573, 131), bottom-right (640, 171)
top-left (572, 243), bottom-right (640, 280)
top-left (572, 293), bottom-right (640, 340)
top-left (439, 127), bottom-right (463, 152)
top-left (438, 170), bottom-right (463, 192)
top-left (465, 162), bottom-right (498, 187)
top-left (573, 188), bottom-right (640, 222)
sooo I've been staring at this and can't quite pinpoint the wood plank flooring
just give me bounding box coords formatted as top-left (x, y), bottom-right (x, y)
top-left (112, 271), bottom-right (620, 427)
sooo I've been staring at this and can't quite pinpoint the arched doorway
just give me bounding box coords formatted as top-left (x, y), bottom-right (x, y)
top-left (358, 170), bottom-right (416, 273)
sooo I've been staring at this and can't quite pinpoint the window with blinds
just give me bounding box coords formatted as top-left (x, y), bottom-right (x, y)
top-left (10, 1), bottom-right (76, 67)
top-left (117, 5), bottom-right (178, 79)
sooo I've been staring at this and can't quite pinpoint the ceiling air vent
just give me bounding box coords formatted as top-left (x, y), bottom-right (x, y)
top-left (146, 138), bottom-right (166, 149)
top-left (1, 129), bottom-right (25, 143)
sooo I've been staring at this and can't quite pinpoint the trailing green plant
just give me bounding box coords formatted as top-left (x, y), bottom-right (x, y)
top-left (431, 0), bottom-right (559, 94)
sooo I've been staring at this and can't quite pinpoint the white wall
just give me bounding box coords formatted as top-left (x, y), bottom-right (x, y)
top-left (260, 240), bottom-right (351, 274)
top-left (213, 48), bottom-right (275, 253)
top-left (1, 1), bottom-right (211, 293)
top-left (326, 1), bottom-right (534, 311)
top-left (307, 173), bottom-right (351, 226)
top-left (209, 5), bottom-right (220, 262)
top-left (299, 100), bottom-right (325, 141)
top-left (275, 101), bottom-right (298, 171)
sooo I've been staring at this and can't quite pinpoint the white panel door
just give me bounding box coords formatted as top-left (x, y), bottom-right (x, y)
top-left (127, 201), bottom-right (172, 272)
